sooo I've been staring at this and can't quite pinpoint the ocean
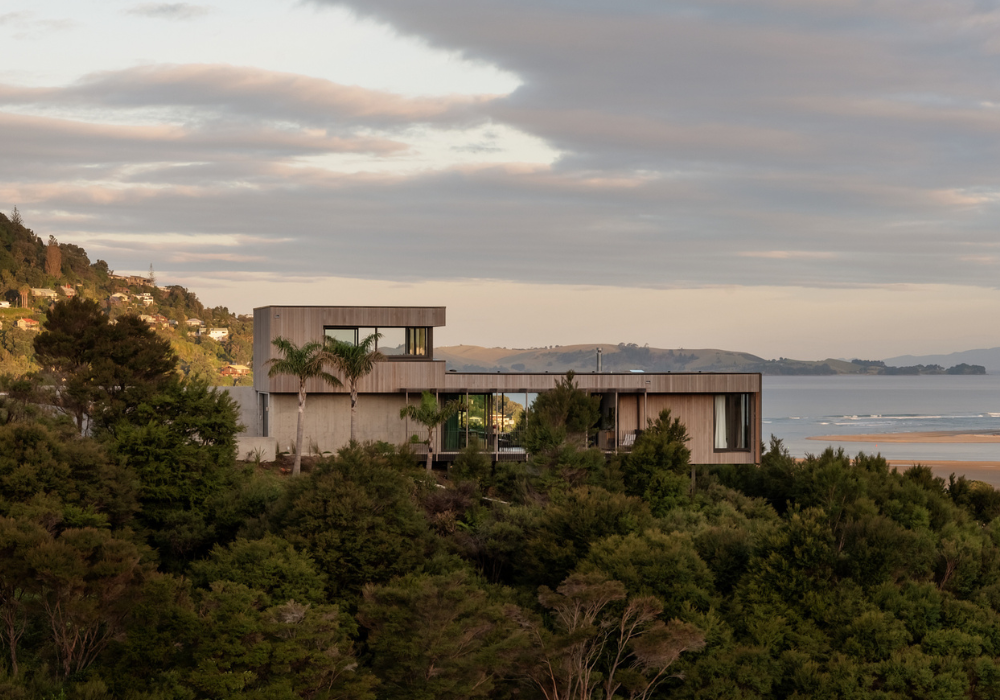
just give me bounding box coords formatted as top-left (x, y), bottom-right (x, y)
top-left (763, 375), bottom-right (1000, 463)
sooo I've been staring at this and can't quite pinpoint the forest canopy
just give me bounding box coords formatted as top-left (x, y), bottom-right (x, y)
top-left (5, 303), bottom-right (1000, 699)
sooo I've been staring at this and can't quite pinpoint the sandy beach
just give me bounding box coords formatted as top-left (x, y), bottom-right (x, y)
top-left (807, 430), bottom-right (1000, 444)
top-left (802, 431), bottom-right (1000, 484)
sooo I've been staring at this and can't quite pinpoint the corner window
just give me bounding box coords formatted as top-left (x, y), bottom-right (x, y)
top-left (714, 394), bottom-right (751, 451)
top-left (324, 326), bottom-right (429, 356)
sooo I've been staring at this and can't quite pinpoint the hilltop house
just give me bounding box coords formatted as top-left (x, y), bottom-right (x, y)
top-left (186, 318), bottom-right (203, 327)
top-left (16, 318), bottom-right (39, 331)
top-left (246, 306), bottom-right (762, 466)
top-left (200, 327), bottom-right (229, 341)
top-left (30, 288), bottom-right (58, 299)
top-left (221, 364), bottom-right (251, 378)
top-left (58, 285), bottom-right (76, 297)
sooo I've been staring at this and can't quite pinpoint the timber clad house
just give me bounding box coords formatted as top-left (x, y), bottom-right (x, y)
top-left (247, 306), bottom-right (762, 465)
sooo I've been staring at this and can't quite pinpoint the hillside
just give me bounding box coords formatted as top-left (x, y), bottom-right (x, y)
top-left (438, 343), bottom-right (863, 375)
top-left (0, 209), bottom-right (253, 383)
top-left (885, 347), bottom-right (1000, 374)
top-left (437, 344), bottom-right (986, 375)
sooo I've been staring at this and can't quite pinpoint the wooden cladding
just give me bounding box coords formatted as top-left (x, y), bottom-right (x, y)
top-left (266, 359), bottom-right (449, 394)
top-left (263, 360), bottom-right (761, 396)
top-left (257, 306), bottom-right (445, 338)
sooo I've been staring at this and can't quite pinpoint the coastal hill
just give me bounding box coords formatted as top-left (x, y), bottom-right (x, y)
top-left (0, 210), bottom-right (252, 382)
top-left (437, 344), bottom-right (986, 376)
top-left (886, 348), bottom-right (1000, 374)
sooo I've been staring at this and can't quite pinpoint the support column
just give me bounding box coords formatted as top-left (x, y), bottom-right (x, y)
top-left (614, 390), bottom-right (619, 454)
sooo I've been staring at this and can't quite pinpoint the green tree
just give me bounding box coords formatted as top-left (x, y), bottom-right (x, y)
top-left (186, 581), bottom-right (376, 700)
top-left (34, 300), bottom-right (176, 434)
top-left (622, 408), bottom-right (693, 510)
top-left (0, 517), bottom-right (47, 677)
top-left (0, 419), bottom-right (137, 528)
top-left (32, 297), bottom-right (107, 432)
top-left (25, 523), bottom-right (148, 678)
top-left (399, 390), bottom-right (465, 471)
top-left (271, 445), bottom-right (435, 602)
top-left (325, 332), bottom-right (385, 443)
top-left (524, 371), bottom-right (600, 453)
top-left (189, 534), bottom-right (327, 606)
top-left (108, 375), bottom-right (240, 567)
top-left (358, 569), bottom-right (524, 700)
top-left (265, 337), bottom-right (343, 476)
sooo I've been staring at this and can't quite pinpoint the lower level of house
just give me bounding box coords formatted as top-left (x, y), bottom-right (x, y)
top-left (229, 372), bottom-right (762, 465)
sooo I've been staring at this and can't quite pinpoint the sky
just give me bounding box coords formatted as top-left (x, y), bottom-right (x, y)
top-left (4, 0), bottom-right (1000, 359)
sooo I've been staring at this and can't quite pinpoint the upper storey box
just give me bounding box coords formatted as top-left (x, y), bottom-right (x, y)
top-left (253, 306), bottom-right (446, 392)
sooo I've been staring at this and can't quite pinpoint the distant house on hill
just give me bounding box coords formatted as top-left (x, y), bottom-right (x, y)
top-left (220, 364), bottom-right (250, 378)
top-left (138, 314), bottom-right (156, 326)
top-left (0, 301), bottom-right (10, 309)
top-left (134, 292), bottom-right (154, 306)
top-left (16, 318), bottom-right (39, 331)
top-left (186, 318), bottom-right (203, 327)
top-left (110, 273), bottom-right (153, 287)
top-left (58, 285), bottom-right (76, 297)
top-left (30, 288), bottom-right (57, 299)
top-left (200, 327), bottom-right (229, 341)
top-left (108, 293), bottom-right (129, 307)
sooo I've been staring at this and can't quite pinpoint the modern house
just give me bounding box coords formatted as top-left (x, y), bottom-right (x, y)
top-left (200, 327), bottom-right (229, 341)
top-left (247, 306), bottom-right (762, 465)
top-left (221, 363), bottom-right (251, 378)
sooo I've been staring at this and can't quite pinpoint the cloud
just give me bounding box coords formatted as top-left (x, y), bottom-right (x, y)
top-left (125, 3), bottom-right (211, 20)
top-left (740, 251), bottom-right (838, 260)
top-left (0, 11), bottom-right (30, 26)
top-left (0, 64), bottom-right (496, 128)
top-left (8, 0), bottom-right (1000, 357)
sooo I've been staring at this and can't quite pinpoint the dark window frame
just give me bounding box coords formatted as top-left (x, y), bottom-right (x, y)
top-left (713, 393), bottom-right (752, 453)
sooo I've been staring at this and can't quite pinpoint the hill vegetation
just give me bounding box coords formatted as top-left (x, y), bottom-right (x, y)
top-left (5, 310), bottom-right (1000, 698)
top-left (0, 209), bottom-right (252, 384)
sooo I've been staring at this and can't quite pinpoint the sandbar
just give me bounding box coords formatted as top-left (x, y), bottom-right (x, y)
top-left (807, 430), bottom-right (1000, 444)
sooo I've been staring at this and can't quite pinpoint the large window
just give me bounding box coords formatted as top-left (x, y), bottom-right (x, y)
top-left (324, 326), bottom-right (429, 357)
top-left (714, 393), bottom-right (751, 451)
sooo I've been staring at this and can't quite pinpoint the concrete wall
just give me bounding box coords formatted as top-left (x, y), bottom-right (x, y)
top-left (236, 437), bottom-right (277, 462)
top-left (268, 393), bottom-right (423, 455)
top-left (221, 386), bottom-right (261, 437)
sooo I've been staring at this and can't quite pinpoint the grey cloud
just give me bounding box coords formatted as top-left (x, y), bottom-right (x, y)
top-left (9, 0), bottom-right (1000, 296)
top-left (125, 3), bottom-right (211, 20)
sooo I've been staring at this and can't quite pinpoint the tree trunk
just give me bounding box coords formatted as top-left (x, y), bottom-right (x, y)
top-left (426, 428), bottom-right (433, 472)
top-left (350, 385), bottom-right (358, 443)
top-left (295, 382), bottom-right (305, 477)
top-left (690, 463), bottom-right (696, 497)
top-left (2, 606), bottom-right (21, 677)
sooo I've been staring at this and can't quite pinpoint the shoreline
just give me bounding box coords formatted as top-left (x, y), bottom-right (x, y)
top-left (806, 430), bottom-right (1000, 444)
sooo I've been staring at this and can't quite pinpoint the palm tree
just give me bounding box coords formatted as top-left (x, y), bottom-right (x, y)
top-left (325, 332), bottom-right (385, 443)
top-left (265, 337), bottom-right (342, 476)
top-left (399, 391), bottom-right (466, 471)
